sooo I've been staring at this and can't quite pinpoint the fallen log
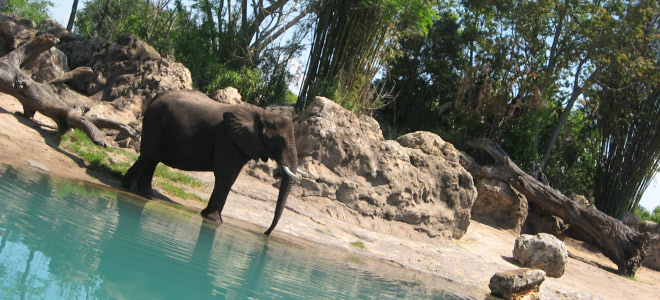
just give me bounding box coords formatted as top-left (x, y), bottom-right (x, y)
top-left (0, 34), bottom-right (135, 146)
top-left (466, 138), bottom-right (649, 276)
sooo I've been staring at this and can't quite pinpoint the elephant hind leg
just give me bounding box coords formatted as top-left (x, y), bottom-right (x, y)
top-left (136, 160), bottom-right (158, 196)
top-left (122, 157), bottom-right (158, 197)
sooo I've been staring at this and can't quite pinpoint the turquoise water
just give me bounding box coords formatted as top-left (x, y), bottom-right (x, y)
top-left (0, 165), bottom-right (473, 300)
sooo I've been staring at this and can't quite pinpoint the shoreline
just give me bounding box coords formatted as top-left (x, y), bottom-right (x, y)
top-left (2, 93), bottom-right (659, 299)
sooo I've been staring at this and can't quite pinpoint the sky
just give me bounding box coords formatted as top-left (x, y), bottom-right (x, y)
top-left (48, 1), bottom-right (660, 212)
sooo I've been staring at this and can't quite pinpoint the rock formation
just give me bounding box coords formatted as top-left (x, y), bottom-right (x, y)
top-left (293, 97), bottom-right (477, 238)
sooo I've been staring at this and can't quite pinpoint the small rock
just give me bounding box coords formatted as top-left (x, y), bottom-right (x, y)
top-left (513, 233), bottom-right (568, 277)
top-left (489, 268), bottom-right (545, 300)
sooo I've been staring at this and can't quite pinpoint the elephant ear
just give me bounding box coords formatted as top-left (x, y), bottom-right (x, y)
top-left (223, 110), bottom-right (265, 160)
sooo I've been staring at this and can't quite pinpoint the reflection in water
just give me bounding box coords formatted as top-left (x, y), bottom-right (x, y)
top-left (0, 165), bottom-right (471, 299)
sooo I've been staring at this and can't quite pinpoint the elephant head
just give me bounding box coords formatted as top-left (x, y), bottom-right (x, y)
top-left (223, 107), bottom-right (302, 235)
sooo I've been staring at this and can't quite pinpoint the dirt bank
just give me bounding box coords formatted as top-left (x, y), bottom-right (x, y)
top-left (1, 93), bottom-right (658, 299)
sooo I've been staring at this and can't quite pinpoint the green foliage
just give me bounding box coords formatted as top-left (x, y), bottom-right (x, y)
top-left (285, 90), bottom-right (298, 105)
top-left (0, 0), bottom-right (53, 24)
top-left (60, 129), bottom-right (205, 202)
top-left (541, 109), bottom-right (598, 197)
top-left (635, 206), bottom-right (660, 223)
top-left (75, 0), bottom-right (179, 54)
top-left (206, 65), bottom-right (262, 102)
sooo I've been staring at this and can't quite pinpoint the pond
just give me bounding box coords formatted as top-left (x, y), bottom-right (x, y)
top-left (0, 164), bottom-right (475, 299)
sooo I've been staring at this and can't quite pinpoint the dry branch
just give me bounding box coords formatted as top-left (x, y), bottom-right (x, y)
top-left (0, 34), bottom-right (135, 146)
top-left (466, 138), bottom-right (649, 276)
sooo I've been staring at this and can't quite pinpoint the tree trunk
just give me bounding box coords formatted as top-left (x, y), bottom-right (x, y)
top-left (66, 0), bottom-right (79, 32)
top-left (0, 34), bottom-right (135, 146)
top-left (466, 138), bottom-right (649, 276)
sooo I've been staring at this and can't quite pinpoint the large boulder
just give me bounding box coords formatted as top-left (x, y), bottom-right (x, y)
top-left (293, 97), bottom-right (477, 238)
top-left (513, 233), bottom-right (568, 278)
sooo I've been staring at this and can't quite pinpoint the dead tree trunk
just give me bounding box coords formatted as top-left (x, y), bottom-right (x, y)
top-left (0, 34), bottom-right (134, 146)
top-left (466, 138), bottom-right (649, 276)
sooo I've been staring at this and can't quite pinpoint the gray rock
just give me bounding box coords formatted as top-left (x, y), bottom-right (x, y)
top-left (489, 268), bottom-right (545, 300)
top-left (291, 97), bottom-right (477, 238)
top-left (513, 233), bottom-right (568, 277)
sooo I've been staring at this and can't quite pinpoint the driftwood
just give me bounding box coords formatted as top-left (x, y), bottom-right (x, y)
top-left (0, 34), bottom-right (135, 146)
top-left (467, 138), bottom-right (649, 276)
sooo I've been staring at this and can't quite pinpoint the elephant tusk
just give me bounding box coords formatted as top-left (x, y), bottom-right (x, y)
top-left (296, 169), bottom-right (310, 178)
top-left (282, 165), bottom-right (300, 181)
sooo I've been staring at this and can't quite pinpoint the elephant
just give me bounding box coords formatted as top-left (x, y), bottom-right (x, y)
top-left (122, 90), bottom-right (305, 235)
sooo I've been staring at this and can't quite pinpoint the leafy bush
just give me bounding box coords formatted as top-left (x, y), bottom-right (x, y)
top-left (0, 0), bottom-right (53, 24)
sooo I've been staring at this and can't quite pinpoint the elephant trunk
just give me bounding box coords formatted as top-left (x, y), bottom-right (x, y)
top-left (264, 170), bottom-right (293, 235)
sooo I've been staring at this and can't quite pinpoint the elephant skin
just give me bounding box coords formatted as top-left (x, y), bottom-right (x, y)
top-left (122, 90), bottom-right (299, 235)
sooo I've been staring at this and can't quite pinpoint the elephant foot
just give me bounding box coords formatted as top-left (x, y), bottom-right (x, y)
top-left (120, 176), bottom-right (133, 190)
top-left (201, 209), bottom-right (223, 224)
top-left (137, 186), bottom-right (154, 197)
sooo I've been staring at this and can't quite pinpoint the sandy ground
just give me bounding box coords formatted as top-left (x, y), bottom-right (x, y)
top-left (1, 93), bottom-right (659, 299)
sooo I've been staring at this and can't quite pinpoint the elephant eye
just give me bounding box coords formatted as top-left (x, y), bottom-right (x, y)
top-left (264, 121), bottom-right (276, 129)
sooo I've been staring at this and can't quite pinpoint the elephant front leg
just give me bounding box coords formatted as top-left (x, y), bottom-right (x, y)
top-left (201, 183), bottom-right (231, 224)
top-left (201, 166), bottom-right (243, 224)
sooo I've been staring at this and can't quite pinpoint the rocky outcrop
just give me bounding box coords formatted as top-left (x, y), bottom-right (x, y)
top-left (513, 233), bottom-right (568, 278)
top-left (293, 97), bottom-right (477, 238)
top-left (58, 33), bottom-right (192, 107)
top-left (489, 269), bottom-right (545, 300)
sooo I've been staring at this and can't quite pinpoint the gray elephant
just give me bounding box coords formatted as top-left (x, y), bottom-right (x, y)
top-left (122, 90), bottom-right (305, 235)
